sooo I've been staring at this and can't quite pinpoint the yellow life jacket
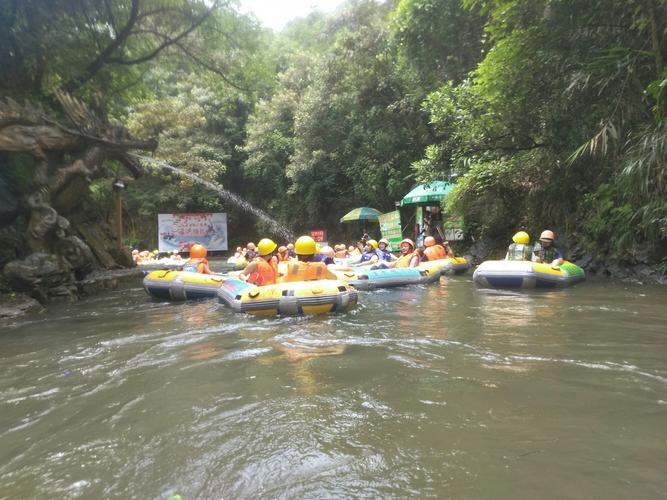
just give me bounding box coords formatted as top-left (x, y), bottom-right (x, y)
top-left (395, 251), bottom-right (417, 268)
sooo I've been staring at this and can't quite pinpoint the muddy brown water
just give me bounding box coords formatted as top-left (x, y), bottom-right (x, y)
top-left (1, 273), bottom-right (666, 499)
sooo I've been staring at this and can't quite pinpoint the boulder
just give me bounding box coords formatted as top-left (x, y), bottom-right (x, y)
top-left (54, 235), bottom-right (95, 278)
top-left (0, 176), bottom-right (19, 224)
top-left (0, 220), bottom-right (22, 267)
top-left (74, 221), bottom-right (118, 268)
top-left (0, 293), bottom-right (44, 319)
top-left (3, 252), bottom-right (77, 302)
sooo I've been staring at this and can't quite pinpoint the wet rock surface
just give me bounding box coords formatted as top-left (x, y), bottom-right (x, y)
top-left (0, 293), bottom-right (44, 320)
top-left (570, 244), bottom-right (667, 285)
top-left (3, 252), bottom-right (77, 302)
top-left (76, 268), bottom-right (144, 296)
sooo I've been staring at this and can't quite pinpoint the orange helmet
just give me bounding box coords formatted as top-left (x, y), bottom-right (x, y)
top-left (540, 230), bottom-right (555, 241)
top-left (400, 238), bottom-right (415, 250)
top-left (424, 236), bottom-right (436, 247)
top-left (190, 243), bottom-right (207, 259)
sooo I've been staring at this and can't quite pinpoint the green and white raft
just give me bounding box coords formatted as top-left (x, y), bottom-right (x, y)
top-left (473, 260), bottom-right (585, 289)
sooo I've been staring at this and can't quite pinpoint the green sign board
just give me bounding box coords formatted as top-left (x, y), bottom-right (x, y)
top-left (378, 210), bottom-right (402, 250)
top-left (443, 211), bottom-right (465, 241)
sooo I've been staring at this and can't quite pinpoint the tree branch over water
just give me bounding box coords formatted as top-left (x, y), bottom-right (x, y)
top-left (63, 0), bottom-right (219, 92)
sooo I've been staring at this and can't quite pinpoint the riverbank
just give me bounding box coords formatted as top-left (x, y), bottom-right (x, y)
top-left (0, 267), bottom-right (144, 322)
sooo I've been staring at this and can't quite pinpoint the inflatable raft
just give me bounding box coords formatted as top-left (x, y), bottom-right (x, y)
top-left (473, 260), bottom-right (585, 288)
top-left (136, 258), bottom-right (184, 272)
top-left (331, 266), bottom-right (440, 290)
top-left (143, 270), bottom-right (225, 300)
top-left (419, 256), bottom-right (470, 276)
top-left (226, 256), bottom-right (248, 270)
top-left (217, 278), bottom-right (358, 316)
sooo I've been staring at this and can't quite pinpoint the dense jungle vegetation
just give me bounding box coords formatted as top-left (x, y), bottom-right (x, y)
top-left (1, 0), bottom-right (666, 266)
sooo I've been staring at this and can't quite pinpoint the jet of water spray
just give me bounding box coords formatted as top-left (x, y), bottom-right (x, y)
top-left (131, 154), bottom-right (294, 242)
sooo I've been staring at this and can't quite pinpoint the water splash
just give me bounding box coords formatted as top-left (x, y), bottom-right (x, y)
top-left (131, 155), bottom-right (294, 241)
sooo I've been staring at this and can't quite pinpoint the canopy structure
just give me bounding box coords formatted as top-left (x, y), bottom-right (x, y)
top-left (340, 207), bottom-right (383, 223)
top-left (400, 181), bottom-right (454, 206)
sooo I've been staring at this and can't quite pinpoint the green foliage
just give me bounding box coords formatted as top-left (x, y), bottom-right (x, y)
top-left (620, 121), bottom-right (667, 241)
top-left (2, 0), bottom-right (666, 268)
top-left (411, 0), bottom-right (666, 262)
top-left (579, 184), bottom-right (636, 254)
top-left (242, 0), bottom-right (432, 232)
top-left (391, 0), bottom-right (485, 87)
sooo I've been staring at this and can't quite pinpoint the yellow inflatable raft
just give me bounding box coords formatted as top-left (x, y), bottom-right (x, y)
top-left (418, 256), bottom-right (470, 276)
top-left (143, 270), bottom-right (225, 300)
top-left (217, 278), bottom-right (358, 316)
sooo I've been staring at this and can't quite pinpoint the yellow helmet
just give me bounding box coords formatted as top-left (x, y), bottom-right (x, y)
top-left (512, 231), bottom-right (530, 244)
top-left (295, 235), bottom-right (317, 255)
top-left (367, 239), bottom-right (378, 249)
top-left (257, 238), bottom-right (277, 256)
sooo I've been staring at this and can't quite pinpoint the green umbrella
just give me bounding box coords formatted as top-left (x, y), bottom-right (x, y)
top-left (340, 207), bottom-right (383, 223)
top-left (400, 181), bottom-right (454, 206)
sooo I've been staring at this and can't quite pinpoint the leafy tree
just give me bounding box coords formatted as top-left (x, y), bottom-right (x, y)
top-left (243, 0), bottom-right (432, 232)
top-left (414, 0), bottom-right (666, 258)
top-left (391, 0), bottom-right (486, 87)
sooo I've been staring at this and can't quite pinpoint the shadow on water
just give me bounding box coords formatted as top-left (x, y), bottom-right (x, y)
top-left (131, 154), bottom-right (294, 241)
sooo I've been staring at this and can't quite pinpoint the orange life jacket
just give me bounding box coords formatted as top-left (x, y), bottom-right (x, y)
top-left (247, 257), bottom-right (277, 286)
top-left (395, 251), bottom-right (418, 268)
top-left (183, 258), bottom-right (208, 273)
top-left (424, 245), bottom-right (446, 261)
top-left (281, 261), bottom-right (336, 282)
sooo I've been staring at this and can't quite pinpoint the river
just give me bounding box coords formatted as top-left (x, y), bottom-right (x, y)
top-left (1, 273), bottom-right (666, 499)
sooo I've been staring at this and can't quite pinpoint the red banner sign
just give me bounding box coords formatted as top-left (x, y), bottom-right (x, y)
top-left (310, 229), bottom-right (326, 242)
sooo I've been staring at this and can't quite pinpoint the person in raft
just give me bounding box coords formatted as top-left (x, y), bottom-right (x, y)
top-left (276, 245), bottom-right (290, 262)
top-left (245, 242), bottom-right (259, 260)
top-left (171, 249), bottom-right (183, 261)
top-left (232, 246), bottom-right (245, 259)
top-left (286, 243), bottom-right (297, 258)
top-left (239, 238), bottom-right (279, 285)
top-left (368, 238), bottom-right (398, 269)
top-left (377, 239), bottom-right (398, 263)
top-left (281, 236), bottom-right (338, 282)
top-left (334, 244), bottom-right (348, 259)
top-left (315, 245), bottom-right (336, 265)
top-left (531, 230), bottom-right (563, 267)
top-left (388, 238), bottom-right (420, 268)
top-left (356, 239), bottom-right (381, 267)
top-left (505, 231), bottom-right (532, 261)
top-left (423, 236), bottom-right (448, 261)
top-left (183, 244), bottom-right (216, 274)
